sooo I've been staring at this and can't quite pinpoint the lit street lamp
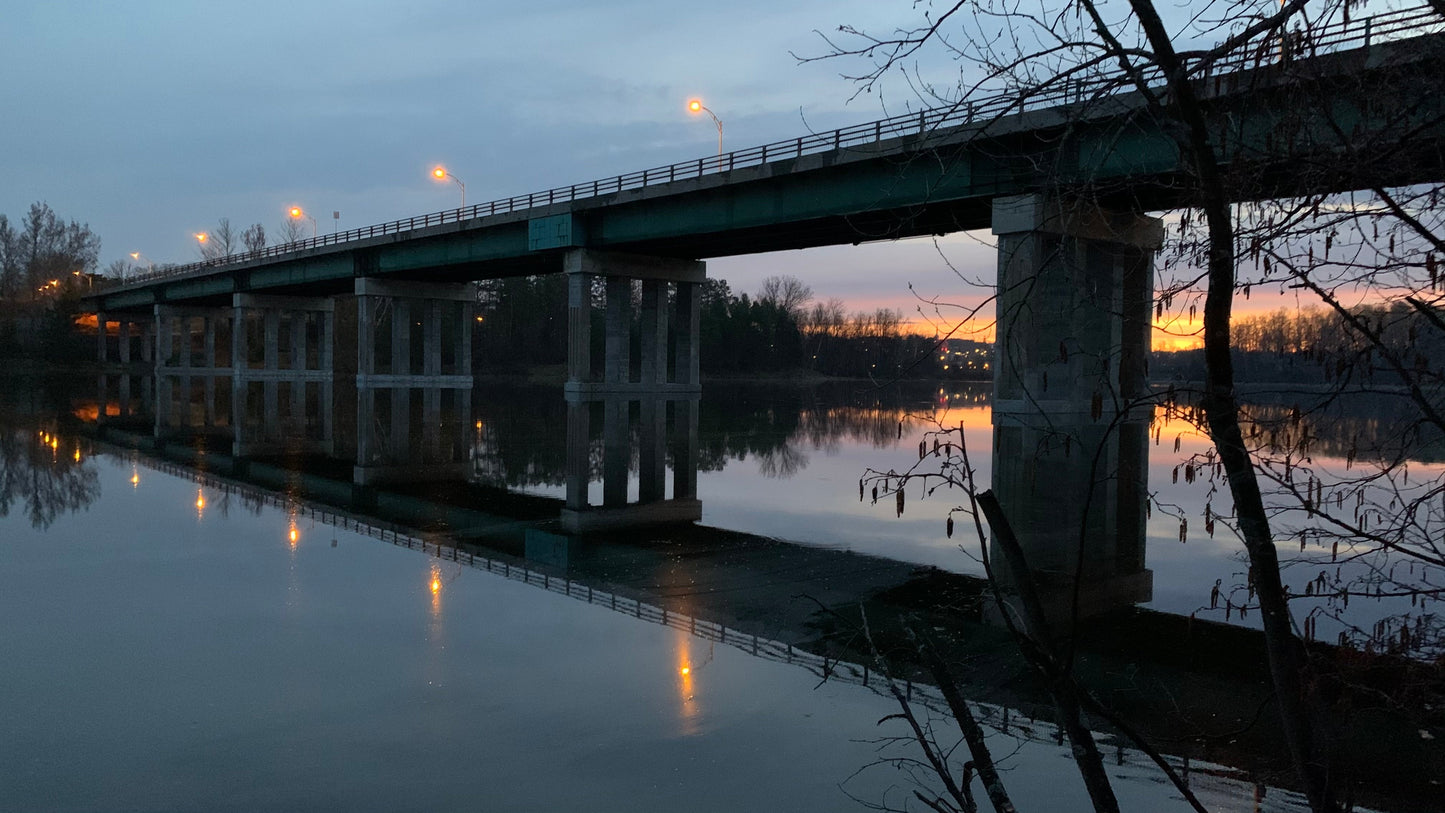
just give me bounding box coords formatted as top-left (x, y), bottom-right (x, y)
top-left (687, 99), bottom-right (723, 157)
top-left (289, 206), bottom-right (317, 238)
top-left (128, 251), bottom-right (153, 281)
top-left (432, 166), bottom-right (466, 208)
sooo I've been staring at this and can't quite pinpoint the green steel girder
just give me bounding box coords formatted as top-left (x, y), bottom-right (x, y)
top-left (86, 34), bottom-right (1445, 313)
top-left (244, 253), bottom-right (354, 290)
top-left (375, 221), bottom-right (532, 274)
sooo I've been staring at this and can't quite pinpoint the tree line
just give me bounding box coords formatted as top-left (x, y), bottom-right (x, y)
top-left (472, 273), bottom-right (986, 380)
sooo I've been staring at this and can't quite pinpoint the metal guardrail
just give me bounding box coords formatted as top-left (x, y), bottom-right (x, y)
top-left (100, 5), bottom-right (1443, 294)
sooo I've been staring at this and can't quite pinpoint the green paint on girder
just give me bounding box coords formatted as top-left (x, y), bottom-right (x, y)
top-left (247, 255), bottom-right (353, 288)
top-left (377, 222), bottom-right (531, 272)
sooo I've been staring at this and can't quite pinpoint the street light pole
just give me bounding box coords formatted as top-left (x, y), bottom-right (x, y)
top-left (432, 166), bottom-right (466, 208)
top-left (688, 99), bottom-right (723, 157)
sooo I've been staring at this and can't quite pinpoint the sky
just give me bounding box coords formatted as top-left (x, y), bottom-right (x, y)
top-left (1, 0), bottom-right (1332, 343)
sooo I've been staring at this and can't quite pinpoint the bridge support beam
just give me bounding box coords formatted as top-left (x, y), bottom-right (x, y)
top-left (351, 279), bottom-right (473, 484)
top-left (153, 305), bottom-right (233, 439)
top-left (230, 294), bottom-right (335, 458)
top-left (563, 249), bottom-right (705, 396)
top-left (988, 193), bottom-right (1159, 620)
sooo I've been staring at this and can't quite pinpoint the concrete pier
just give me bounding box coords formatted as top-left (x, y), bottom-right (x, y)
top-left (989, 193), bottom-right (1159, 619)
top-left (350, 278), bottom-right (474, 484)
top-left (563, 249), bottom-right (704, 396)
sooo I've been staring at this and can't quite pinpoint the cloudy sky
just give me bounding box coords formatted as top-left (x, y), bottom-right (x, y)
top-left (1, 0), bottom-right (1005, 328)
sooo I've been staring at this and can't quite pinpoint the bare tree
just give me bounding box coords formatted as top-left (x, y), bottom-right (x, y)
top-left (0, 215), bottom-right (18, 300)
top-left (198, 217), bottom-right (238, 261)
top-left (276, 216), bottom-right (307, 247)
top-left (241, 222), bottom-right (267, 254)
top-left (758, 274), bottom-right (815, 316)
top-left (15, 203), bottom-right (99, 298)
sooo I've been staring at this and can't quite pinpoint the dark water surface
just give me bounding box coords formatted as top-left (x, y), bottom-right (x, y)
top-left (1, 376), bottom-right (1435, 812)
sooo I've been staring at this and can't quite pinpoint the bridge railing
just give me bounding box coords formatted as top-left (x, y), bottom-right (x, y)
top-left (101, 5), bottom-right (1443, 294)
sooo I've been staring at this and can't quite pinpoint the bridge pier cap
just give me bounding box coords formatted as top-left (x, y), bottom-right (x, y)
top-left (991, 193), bottom-right (1164, 249)
top-left (562, 248), bottom-right (705, 283)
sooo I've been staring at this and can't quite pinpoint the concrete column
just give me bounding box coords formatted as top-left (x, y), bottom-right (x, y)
top-left (565, 399), bottom-right (591, 509)
top-left (355, 297), bottom-right (372, 377)
top-left (422, 386), bottom-right (442, 459)
top-left (640, 280), bottom-right (668, 385)
top-left (263, 380), bottom-right (280, 439)
top-left (154, 375), bottom-right (172, 435)
top-left (390, 387), bottom-right (409, 462)
top-left (674, 281), bottom-right (700, 386)
top-left (140, 323), bottom-right (153, 364)
top-left (671, 397), bottom-right (699, 500)
top-left (290, 376), bottom-right (305, 427)
top-left (292, 312), bottom-right (308, 371)
top-left (565, 250), bottom-right (704, 394)
top-left (605, 277), bottom-right (632, 385)
top-left (320, 378), bottom-right (334, 446)
top-left (154, 307), bottom-right (173, 371)
top-left (97, 312), bottom-right (107, 363)
top-left (232, 306), bottom-right (247, 372)
top-left (264, 310), bottom-right (280, 372)
top-left (355, 387), bottom-right (376, 466)
top-left (201, 317), bottom-right (216, 426)
top-left (391, 299), bottom-right (410, 377)
top-left (988, 193), bottom-right (1159, 620)
top-left (568, 272), bottom-right (594, 383)
top-left (991, 193), bottom-right (1158, 415)
top-left (321, 309), bottom-right (335, 373)
top-left (202, 317), bottom-right (214, 369)
top-left (602, 396), bottom-right (629, 507)
top-left (460, 299), bottom-right (474, 375)
top-left (118, 375), bottom-right (131, 418)
top-left (118, 320), bottom-right (131, 364)
top-left (638, 397), bottom-right (667, 502)
top-left (424, 300), bottom-right (442, 377)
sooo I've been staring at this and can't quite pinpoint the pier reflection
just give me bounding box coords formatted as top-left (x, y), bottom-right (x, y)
top-left (31, 372), bottom-right (1445, 811)
top-left (990, 413), bottom-right (1152, 621)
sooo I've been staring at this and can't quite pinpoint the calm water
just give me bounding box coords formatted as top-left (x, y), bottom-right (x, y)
top-left (0, 376), bottom-right (1434, 812)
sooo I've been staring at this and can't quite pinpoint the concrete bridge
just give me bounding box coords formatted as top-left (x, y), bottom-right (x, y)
top-left (81, 7), bottom-right (1445, 534)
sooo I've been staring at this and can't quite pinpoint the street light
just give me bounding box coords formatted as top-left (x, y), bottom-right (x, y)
top-left (687, 99), bottom-right (723, 157)
top-left (431, 166), bottom-right (466, 208)
top-left (128, 252), bottom-right (153, 281)
top-left (289, 206), bottom-right (317, 238)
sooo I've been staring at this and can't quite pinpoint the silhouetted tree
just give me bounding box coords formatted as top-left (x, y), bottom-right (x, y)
top-left (820, 1), bottom-right (1445, 811)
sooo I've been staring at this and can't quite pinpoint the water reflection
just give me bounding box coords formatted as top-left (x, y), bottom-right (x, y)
top-left (72, 369), bottom-right (1445, 651)
top-left (0, 416), bottom-right (100, 530)
top-left (21, 369), bottom-right (1438, 808)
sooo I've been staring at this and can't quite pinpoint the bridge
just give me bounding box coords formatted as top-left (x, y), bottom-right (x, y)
top-left (81, 6), bottom-right (1445, 532)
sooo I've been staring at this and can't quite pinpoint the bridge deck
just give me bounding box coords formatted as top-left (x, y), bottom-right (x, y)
top-left (86, 8), bottom-right (1445, 314)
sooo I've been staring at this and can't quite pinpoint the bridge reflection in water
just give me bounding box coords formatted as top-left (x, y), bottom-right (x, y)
top-left (76, 371), bottom-right (1444, 812)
